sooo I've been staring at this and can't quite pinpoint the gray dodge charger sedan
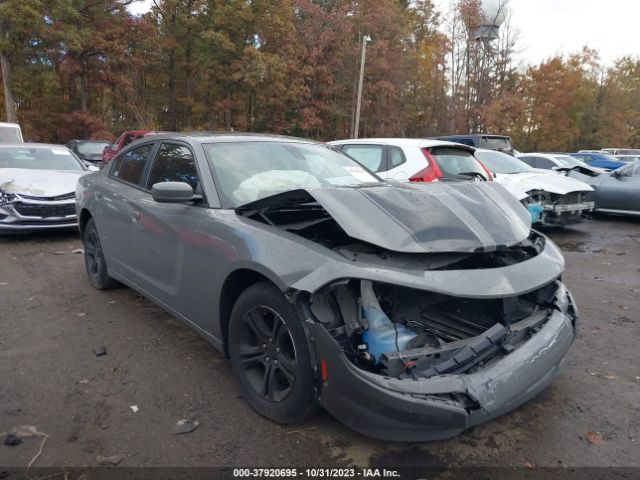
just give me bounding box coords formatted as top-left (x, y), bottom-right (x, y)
top-left (76, 133), bottom-right (578, 441)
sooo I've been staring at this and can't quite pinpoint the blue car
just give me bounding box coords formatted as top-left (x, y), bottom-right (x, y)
top-left (570, 152), bottom-right (625, 170)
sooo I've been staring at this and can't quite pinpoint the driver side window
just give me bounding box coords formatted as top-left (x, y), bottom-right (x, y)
top-left (146, 143), bottom-right (200, 193)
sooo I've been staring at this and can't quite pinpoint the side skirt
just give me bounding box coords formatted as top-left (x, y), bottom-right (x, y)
top-left (108, 268), bottom-right (225, 352)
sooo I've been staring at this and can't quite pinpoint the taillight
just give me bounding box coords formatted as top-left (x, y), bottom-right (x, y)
top-left (410, 149), bottom-right (443, 182)
top-left (476, 158), bottom-right (494, 181)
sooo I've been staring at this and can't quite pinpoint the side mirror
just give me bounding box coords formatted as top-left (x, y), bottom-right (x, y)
top-left (152, 182), bottom-right (196, 203)
top-left (612, 169), bottom-right (625, 179)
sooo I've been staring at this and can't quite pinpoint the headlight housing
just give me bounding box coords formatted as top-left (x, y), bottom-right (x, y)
top-left (0, 189), bottom-right (17, 205)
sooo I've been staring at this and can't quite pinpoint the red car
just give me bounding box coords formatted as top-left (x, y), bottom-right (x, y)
top-left (102, 130), bottom-right (158, 164)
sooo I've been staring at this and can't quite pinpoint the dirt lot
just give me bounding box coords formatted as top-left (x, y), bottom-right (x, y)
top-left (1, 216), bottom-right (640, 471)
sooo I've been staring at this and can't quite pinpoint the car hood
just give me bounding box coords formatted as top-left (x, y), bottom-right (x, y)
top-left (237, 182), bottom-right (532, 254)
top-left (0, 168), bottom-right (88, 197)
top-left (491, 172), bottom-right (593, 200)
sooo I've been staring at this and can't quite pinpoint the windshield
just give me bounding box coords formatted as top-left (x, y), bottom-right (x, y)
top-left (553, 155), bottom-right (585, 167)
top-left (475, 150), bottom-right (533, 174)
top-left (615, 155), bottom-right (640, 163)
top-left (77, 141), bottom-right (110, 156)
top-left (205, 141), bottom-right (381, 206)
top-left (0, 126), bottom-right (22, 143)
top-left (592, 152), bottom-right (625, 163)
top-left (479, 136), bottom-right (513, 153)
top-left (0, 146), bottom-right (84, 171)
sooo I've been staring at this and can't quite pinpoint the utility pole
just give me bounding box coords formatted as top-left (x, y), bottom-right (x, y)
top-left (353, 34), bottom-right (371, 139)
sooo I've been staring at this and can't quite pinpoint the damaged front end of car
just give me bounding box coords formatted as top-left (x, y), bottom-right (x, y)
top-left (237, 182), bottom-right (578, 441)
top-left (522, 190), bottom-right (594, 226)
top-left (291, 236), bottom-right (577, 441)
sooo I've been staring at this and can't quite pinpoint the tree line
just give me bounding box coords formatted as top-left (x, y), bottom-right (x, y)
top-left (1, 0), bottom-right (638, 151)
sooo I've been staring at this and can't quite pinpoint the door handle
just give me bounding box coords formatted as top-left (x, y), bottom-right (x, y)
top-left (131, 210), bottom-right (141, 221)
top-left (95, 192), bottom-right (102, 200)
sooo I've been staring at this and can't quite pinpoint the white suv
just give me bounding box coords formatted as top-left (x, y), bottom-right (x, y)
top-left (0, 122), bottom-right (23, 143)
top-left (329, 138), bottom-right (492, 182)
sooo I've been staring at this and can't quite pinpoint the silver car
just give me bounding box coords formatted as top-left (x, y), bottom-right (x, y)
top-left (76, 133), bottom-right (578, 441)
top-left (567, 160), bottom-right (640, 215)
top-left (0, 143), bottom-right (94, 232)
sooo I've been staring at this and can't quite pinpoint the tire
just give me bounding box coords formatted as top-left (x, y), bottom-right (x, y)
top-left (83, 218), bottom-right (118, 290)
top-left (228, 281), bottom-right (320, 424)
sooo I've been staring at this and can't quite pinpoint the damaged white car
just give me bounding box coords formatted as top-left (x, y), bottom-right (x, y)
top-left (0, 143), bottom-right (95, 233)
top-left (474, 149), bottom-right (595, 226)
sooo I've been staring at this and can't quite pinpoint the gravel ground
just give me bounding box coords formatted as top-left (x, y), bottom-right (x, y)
top-left (1, 215), bottom-right (639, 472)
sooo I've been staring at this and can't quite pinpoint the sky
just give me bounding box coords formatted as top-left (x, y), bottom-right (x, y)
top-left (127, 0), bottom-right (640, 67)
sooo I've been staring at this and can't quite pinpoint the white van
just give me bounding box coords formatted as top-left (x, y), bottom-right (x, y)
top-left (0, 122), bottom-right (24, 142)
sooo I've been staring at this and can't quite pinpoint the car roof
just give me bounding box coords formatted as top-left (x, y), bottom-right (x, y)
top-left (122, 130), bottom-right (155, 135)
top-left (136, 131), bottom-right (325, 145)
top-left (519, 152), bottom-right (571, 159)
top-left (0, 142), bottom-right (70, 149)
top-left (0, 122), bottom-right (21, 127)
top-left (70, 139), bottom-right (110, 143)
top-left (329, 137), bottom-right (474, 150)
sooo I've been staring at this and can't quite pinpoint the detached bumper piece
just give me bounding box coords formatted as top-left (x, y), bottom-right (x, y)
top-left (524, 191), bottom-right (594, 226)
top-left (544, 201), bottom-right (595, 213)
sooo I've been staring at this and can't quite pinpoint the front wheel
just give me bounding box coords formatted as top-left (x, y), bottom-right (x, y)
top-left (83, 218), bottom-right (118, 290)
top-left (228, 281), bottom-right (320, 424)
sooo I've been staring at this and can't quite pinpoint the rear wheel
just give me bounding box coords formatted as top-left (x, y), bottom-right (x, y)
top-left (83, 218), bottom-right (118, 290)
top-left (228, 281), bottom-right (319, 424)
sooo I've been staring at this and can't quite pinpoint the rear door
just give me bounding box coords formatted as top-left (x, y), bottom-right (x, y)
top-left (340, 143), bottom-right (410, 180)
top-left (340, 144), bottom-right (388, 176)
top-left (97, 142), bottom-right (157, 275)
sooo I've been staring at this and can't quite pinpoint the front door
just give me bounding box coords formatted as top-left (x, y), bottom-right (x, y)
top-left (598, 163), bottom-right (640, 211)
top-left (127, 142), bottom-right (207, 322)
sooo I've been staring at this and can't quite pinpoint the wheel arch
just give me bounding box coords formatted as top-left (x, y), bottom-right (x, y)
top-left (219, 268), bottom-right (283, 357)
top-left (78, 208), bottom-right (93, 237)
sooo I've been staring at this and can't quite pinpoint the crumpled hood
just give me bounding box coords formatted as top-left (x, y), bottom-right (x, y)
top-left (492, 172), bottom-right (593, 200)
top-left (0, 168), bottom-right (88, 197)
top-left (238, 182), bottom-right (532, 254)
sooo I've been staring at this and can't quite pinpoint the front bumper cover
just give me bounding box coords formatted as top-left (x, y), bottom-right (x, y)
top-left (0, 197), bottom-right (78, 232)
top-left (308, 304), bottom-right (576, 442)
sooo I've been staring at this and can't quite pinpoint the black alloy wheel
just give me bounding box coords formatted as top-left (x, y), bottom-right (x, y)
top-left (228, 281), bottom-right (319, 424)
top-left (237, 305), bottom-right (297, 402)
top-left (83, 218), bottom-right (118, 290)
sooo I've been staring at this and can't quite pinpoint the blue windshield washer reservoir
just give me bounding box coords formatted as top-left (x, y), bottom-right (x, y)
top-left (360, 280), bottom-right (416, 364)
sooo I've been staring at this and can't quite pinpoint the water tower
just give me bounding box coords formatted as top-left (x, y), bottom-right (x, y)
top-left (474, 0), bottom-right (508, 41)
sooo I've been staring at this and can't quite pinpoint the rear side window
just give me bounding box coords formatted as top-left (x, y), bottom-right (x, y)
top-left (341, 145), bottom-right (384, 172)
top-left (429, 147), bottom-right (486, 179)
top-left (147, 143), bottom-right (199, 191)
top-left (111, 144), bottom-right (154, 186)
top-left (389, 146), bottom-right (406, 168)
